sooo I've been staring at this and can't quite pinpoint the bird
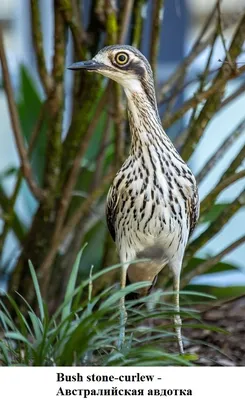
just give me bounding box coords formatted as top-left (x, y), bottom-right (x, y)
top-left (68, 45), bottom-right (199, 354)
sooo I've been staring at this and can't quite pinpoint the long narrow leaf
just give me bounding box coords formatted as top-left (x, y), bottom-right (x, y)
top-left (28, 261), bottom-right (44, 321)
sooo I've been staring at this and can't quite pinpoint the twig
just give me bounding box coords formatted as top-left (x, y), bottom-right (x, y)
top-left (30, 0), bottom-right (53, 94)
top-left (180, 13), bottom-right (245, 161)
top-left (173, 127), bottom-right (188, 150)
top-left (222, 145), bottom-right (245, 181)
top-left (181, 234), bottom-right (245, 288)
top-left (159, 0), bottom-right (219, 101)
top-left (0, 26), bottom-right (44, 201)
top-left (162, 64), bottom-right (245, 129)
top-left (196, 117), bottom-right (245, 183)
top-left (158, 67), bottom-right (221, 107)
top-left (219, 82), bottom-right (245, 111)
top-left (149, 0), bottom-right (164, 78)
top-left (201, 170), bottom-right (245, 215)
top-left (217, 1), bottom-right (233, 66)
top-left (188, 19), bottom-right (219, 127)
top-left (118, 0), bottom-right (134, 44)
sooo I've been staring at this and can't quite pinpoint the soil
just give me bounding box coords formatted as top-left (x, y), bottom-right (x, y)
top-left (182, 296), bottom-right (245, 366)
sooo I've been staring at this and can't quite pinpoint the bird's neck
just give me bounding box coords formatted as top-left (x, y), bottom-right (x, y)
top-left (124, 88), bottom-right (176, 155)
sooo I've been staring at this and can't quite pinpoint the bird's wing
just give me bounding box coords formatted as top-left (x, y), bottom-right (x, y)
top-left (106, 185), bottom-right (119, 242)
top-left (189, 189), bottom-right (200, 237)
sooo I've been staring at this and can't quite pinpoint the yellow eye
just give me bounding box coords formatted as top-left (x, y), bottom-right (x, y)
top-left (115, 52), bottom-right (129, 65)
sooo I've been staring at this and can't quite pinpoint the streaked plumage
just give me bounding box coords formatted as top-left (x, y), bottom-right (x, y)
top-left (68, 45), bottom-right (199, 353)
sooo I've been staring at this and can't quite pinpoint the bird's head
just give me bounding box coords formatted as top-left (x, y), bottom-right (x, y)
top-left (68, 45), bottom-right (155, 97)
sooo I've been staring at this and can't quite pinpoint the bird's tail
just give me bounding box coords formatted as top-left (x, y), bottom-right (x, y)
top-left (126, 245), bottom-right (168, 300)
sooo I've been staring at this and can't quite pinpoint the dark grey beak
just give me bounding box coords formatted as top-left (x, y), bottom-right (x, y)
top-left (67, 60), bottom-right (103, 71)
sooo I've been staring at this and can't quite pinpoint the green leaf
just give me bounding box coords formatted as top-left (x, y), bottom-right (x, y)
top-left (28, 261), bottom-right (45, 321)
top-left (185, 284), bottom-right (245, 300)
top-left (5, 294), bottom-right (31, 337)
top-left (200, 203), bottom-right (229, 223)
top-left (28, 312), bottom-right (43, 342)
top-left (0, 342), bottom-right (11, 365)
top-left (61, 245), bottom-right (87, 334)
top-left (183, 257), bottom-right (240, 277)
top-left (100, 282), bottom-right (152, 309)
top-left (182, 353), bottom-right (199, 361)
top-left (5, 331), bottom-right (32, 345)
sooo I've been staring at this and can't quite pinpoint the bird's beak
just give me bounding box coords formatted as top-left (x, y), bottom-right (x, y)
top-left (67, 60), bottom-right (103, 71)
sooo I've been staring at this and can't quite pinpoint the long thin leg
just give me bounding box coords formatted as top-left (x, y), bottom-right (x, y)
top-left (173, 273), bottom-right (184, 354)
top-left (118, 265), bottom-right (128, 349)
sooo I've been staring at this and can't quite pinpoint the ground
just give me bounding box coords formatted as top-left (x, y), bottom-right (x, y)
top-left (183, 295), bottom-right (245, 366)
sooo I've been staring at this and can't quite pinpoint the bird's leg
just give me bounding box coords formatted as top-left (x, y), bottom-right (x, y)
top-left (173, 273), bottom-right (184, 354)
top-left (118, 265), bottom-right (128, 349)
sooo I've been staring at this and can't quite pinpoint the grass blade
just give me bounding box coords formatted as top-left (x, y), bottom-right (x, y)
top-left (28, 260), bottom-right (44, 321)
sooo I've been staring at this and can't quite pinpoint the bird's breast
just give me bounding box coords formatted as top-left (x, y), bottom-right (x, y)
top-left (114, 161), bottom-right (188, 236)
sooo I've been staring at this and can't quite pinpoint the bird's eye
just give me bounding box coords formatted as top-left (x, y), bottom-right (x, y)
top-left (115, 52), bottom-right (129, 65)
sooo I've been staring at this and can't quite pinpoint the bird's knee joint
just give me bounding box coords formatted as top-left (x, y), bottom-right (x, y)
top-left (174, 314), bottom-right (182, 326)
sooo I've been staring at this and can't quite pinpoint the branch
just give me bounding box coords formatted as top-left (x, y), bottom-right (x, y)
top-left (158, 67), bottom-right (221, 107)
top-left (118, 0), bottom-right (134, 44)
top-left (0, 101), bottom-right (48, 251)
top-left (30, 0), bottom-right (53, 94)
top-left (219, 82), bottom-right (245, 111)
top-left (187, 19), bottom-right (219, 127)
top-left (162, 64), bottom-right (245, 129)
top-left (196, 117), bottom-right (245, 184)
top-left (221, 144), bottom-right (245, 182)
top-left (131, 0), bottom-right (145, 48)
top-left (58, 0), bottom-right (86, 59)
top-left (105, 0), bottom-right (118, 44)
top-left (39, 87), bottom-right (110, 291)
top-left (217, 0), bottom-right (233, 66)
top-left (104, 4), bottom-right (126, 168)
top-left (149, 0), bottom-right (164, 78)
top-left (92, 115), bottom-right (112, 188)
top-left (112, 84), bottom-right (126, 168)
top-left (0, 184), bottom-right (25, 247)
top-left (159, 0), bottom-right (219, 101)
top-left (0, 26), bottom-right (44, 201)
top-left (185, 191), bottom-right (244, 264)
top-left (55, 87), bottom-right (109, 233)
top-left (39, 168), bottom-right (116, 282)
top-left (42, 3), bottom-right (65, 195)
top-left (181, 234), bottom-right (245, 288)
top-left (201, 170), bottom-right (245, 216)
top-left (180, 13), bottom-right (245, 160)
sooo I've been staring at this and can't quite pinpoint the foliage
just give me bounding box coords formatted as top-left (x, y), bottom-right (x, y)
top-left (0, 0), bottom-right (244, 312)
top-left (0, 251), bottom-right (223, 367)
